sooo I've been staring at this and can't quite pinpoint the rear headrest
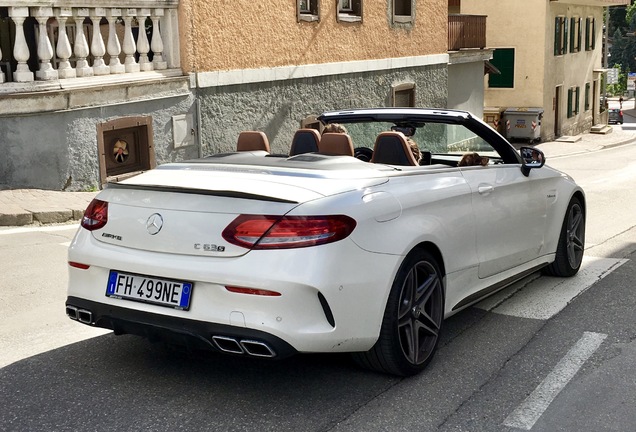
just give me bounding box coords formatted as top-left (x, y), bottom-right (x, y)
top-left (290, 129), bottom-right (320, 156)
top-left (237, 131), bottom-right (270, 152)
top-left (318, 133), bottom-right (354, 156)
top-left (371, 131), bottom-right (419, 166)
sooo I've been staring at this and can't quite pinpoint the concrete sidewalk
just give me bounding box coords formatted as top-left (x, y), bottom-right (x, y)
top-left (1, 124), bottom-right (635, 227)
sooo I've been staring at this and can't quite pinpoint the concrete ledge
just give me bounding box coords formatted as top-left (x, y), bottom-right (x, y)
top-left (0, 212), bottom-right (33, 226)
top-left (590, 125), bottom-right (613, 135)
top-left (32, 210), bottom-right (74, 224)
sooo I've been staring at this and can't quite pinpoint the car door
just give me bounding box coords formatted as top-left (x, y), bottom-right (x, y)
top-left (461, 164), bottom-right (547, 279)
top-left (445, 123), bottom-right (548, 280)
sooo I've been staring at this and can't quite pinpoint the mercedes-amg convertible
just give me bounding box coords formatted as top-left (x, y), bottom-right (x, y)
top-left (66, 108), bottom-right (585, 376)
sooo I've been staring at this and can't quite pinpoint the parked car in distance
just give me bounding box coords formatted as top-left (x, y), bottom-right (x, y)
top-left (66, 108), bottom-right (586, 377)
top-left (608, 108), bottom-right (624, 124)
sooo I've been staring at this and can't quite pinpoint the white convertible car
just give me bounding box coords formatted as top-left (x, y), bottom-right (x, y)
top-left (66, 108), bottom-right (585, 376)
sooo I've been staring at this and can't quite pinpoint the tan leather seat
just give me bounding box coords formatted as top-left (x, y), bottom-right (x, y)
top-left (371, 131), bottom-right (419, 166)
top-left (237, 131), bottom-right (270, 152)
top-left (318, 133), bottom-right (354, 156)
top-left (290, 129), bottom-right (320, 156)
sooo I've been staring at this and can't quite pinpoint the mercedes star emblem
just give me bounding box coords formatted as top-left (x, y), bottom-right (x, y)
top-left (146, 213), bottom-right (163, 235)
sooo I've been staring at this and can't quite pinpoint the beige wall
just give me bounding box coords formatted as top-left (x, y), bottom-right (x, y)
top-left (461, 0), bottom-right (607, 139)
top-left (179, 0), bottom-right (447, 73)
top-left (462, 0), bottom-right (547, 108)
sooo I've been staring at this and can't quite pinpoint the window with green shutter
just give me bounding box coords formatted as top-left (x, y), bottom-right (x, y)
top-left (488, 48), bottom-right (515, 88)
top-left (555, 16), bottom-right (569, 55)
top-left (575, 87), bottom-right (580, 114)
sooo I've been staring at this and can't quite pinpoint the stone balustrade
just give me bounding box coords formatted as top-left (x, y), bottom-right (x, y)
top-left (0, 2), bottom-right (180, 91)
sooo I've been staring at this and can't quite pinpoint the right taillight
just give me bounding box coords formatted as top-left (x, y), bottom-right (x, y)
top-left (81, 199), bottom-right (108, 231)
top-left (222, 214), bottom-right (357, 249)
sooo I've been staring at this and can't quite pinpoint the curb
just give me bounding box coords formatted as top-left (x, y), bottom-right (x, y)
top-left (0, 190), bottom-right (97, 228)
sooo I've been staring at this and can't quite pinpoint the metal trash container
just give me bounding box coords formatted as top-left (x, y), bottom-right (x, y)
top-left (483, 107), bottom-right (504, 134)
top-left (503, 108), bottom-right (544, 142)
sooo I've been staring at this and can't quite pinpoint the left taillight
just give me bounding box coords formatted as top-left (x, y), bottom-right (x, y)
top-left (222, 215), bottom-right (357, 249)
top-left (81, 198), bottom-right (108, 231)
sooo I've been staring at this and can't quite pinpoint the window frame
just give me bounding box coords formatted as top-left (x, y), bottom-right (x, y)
top-left (570, 16), bottom-right (581, 53)
top-left (567, 86), bottom-right (580, 118)
top-left (392, 0), bottom-right (414, 24)
top-left (337, 0), bottom-right (363, 23)
top-left (298, 0), bottom-right (320, 22)
top-left (585, 17), bottom-right (596, 51)
top-left (391, 82), bottom-right (416, 107)
top-left (554, 15), bottom-right (568, 56)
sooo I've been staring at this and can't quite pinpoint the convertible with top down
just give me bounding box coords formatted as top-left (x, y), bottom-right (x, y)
top-left (66, 108), bottom-right (585, 376)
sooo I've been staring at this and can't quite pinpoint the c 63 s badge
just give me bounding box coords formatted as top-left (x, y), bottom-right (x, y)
top-left (194, 244), bottom-right (226, 252)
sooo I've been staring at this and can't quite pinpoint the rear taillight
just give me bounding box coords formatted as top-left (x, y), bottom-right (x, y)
top-left (81, 199), bottom-right (108, 231)
top-left (222, 215), bottom-right (357, 249)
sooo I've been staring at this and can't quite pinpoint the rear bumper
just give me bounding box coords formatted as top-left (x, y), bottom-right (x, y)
top-left (66, 296), bottom-right (298, 359)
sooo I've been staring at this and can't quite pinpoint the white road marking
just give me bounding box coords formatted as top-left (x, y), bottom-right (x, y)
top-left (476, 256), bottom-right (628, 320)
top-left (60, 241), bottom-right (71, 247)
top-left (0, 224), bottom-right (79, 235)
top-left (503, 331), bottom-right (607, 430)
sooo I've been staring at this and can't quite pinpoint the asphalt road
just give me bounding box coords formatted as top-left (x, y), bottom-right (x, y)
top-left (1, 140), bottom-right (635, 431)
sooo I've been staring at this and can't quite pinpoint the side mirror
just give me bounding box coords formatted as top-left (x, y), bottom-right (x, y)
top-left (520, 147), bottom-right (545, 177)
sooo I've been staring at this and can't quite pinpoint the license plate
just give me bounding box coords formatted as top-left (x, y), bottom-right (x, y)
top-left (106, 270), bottom-right (193, 310)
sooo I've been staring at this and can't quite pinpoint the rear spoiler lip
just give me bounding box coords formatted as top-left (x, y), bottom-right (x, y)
top-left (104, 182), bottom-right (299, 204)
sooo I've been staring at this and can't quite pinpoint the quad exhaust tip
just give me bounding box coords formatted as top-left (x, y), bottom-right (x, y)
top-left (212, 335), bottom-right (276, 358)
top-left (66, 305), bottom-right (93, 324)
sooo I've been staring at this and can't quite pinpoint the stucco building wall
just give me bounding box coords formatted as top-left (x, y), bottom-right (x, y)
top-left (0, 88), bottom-right (197, 190)
top-left (179, 0), bottom-right (448, 73)
top-left (197, 64), bottom-right (448, 156)
top-left (461, 0), bottom-right (610, 141)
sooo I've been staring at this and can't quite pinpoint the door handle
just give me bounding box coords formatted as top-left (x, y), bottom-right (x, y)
top-left (478, 185), bottom-right (494, 195)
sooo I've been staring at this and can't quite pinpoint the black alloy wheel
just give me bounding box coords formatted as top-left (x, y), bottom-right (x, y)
top-left (353, 249), bottom-right (444, 376)
top-left (545, 197), bottom-right (585, 277)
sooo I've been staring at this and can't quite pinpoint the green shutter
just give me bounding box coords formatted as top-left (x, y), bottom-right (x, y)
top-left (555, 17), bottom-right (560, 55)
top-left (563, 18), bottom-right (569, 54)
top-left (591, 18), bottom-right (596, 49)
top-left (570, 18), bottom-right (575, 53)
top-left (489, 48), bottom-right (515, 88)
top-left (567, 88), bottom-right (573, 118)
top-left (578, 18), bottom-right (582, 51)
top-left (575, 87), bottom-right (580, 114)
top-left (585, 83), bottom-right (590, 110)
top-left (585, 18), bottom-right (590, 50)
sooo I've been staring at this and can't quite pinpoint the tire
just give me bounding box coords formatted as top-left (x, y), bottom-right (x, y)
top-left (352, 249), bottom-right (444, 376)
top-left (544, 197), bottom-right (585, 277)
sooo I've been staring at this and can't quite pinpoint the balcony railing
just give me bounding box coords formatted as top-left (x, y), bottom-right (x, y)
top-left (0, 3), bottom-right (180, 92)
top-left (448, 14), bottom-right (486, 51)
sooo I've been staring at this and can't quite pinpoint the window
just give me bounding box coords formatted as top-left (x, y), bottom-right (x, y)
top-left (585, 82), bottom-right (590, 111)
top-left (567, 86), bottom-right (580, 118)
top-left (393, 0), bottom-right (413, 24)
top-left (488, 48), bottom-right (514, 88)
top-left (585, 17), bottom-right (596, 51)
top-left (554, 16), bottom-right (568, 55)
top-left (337, 0), bottom-right (362, 23)
top-left (570, 17), bottom-right (581, 53)
top-left (391, 83), bottom-right (416, 107)
top-left (298, 0), bottom-right (320, 22)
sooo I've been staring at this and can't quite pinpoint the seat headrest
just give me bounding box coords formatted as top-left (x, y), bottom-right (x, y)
top-left (371, 131), bottom-right (419, 166)
top-left (237, 131), bottom-right (270, 152)
top-left (290, 129), bottom-right (320, 156)
top-left (318, 133), bottom-right (354, 156)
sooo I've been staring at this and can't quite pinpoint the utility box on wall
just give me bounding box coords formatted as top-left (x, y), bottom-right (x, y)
top-left (97, 116), bottom-right (156, 186)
